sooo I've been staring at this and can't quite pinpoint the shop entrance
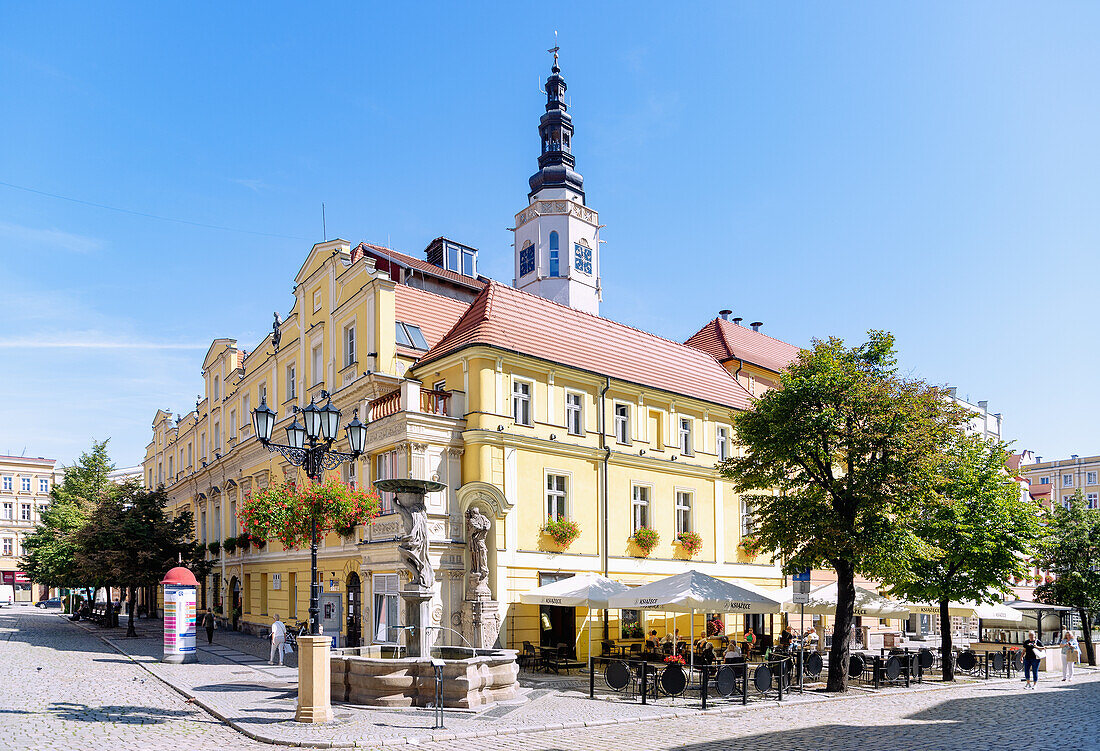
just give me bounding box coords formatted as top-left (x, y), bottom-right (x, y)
top-left (346, 572), bottom-right (362, 648)
top-left (538, 572), bottom-right (576, 655)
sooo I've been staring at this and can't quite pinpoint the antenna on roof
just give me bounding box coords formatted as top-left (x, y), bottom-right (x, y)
top-left (322, 203), bottom-right (327, 242)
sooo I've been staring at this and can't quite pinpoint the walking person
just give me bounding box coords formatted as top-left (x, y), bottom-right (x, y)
top-left (1060, 630), bottom-right (1080, 682)
top-left (269, 613), bottom-right (287, 666)
top-left (1022, 630), bottom-right (1044, 689)
top-left (202, 610), bottom-right (215, 645)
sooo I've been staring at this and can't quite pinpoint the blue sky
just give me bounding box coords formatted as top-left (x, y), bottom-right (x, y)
top-left (1, 3), bottom-right (1097, 467)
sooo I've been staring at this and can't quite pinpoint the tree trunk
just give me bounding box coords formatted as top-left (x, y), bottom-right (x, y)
top-left (940, 598), bottom-right (954, 681)
top-left (1079, 608), bottom-right (1095, 666)
top-left (126, 586), bottom-right (137, 637)
top-left (826, 561), bottom-right (856, 692)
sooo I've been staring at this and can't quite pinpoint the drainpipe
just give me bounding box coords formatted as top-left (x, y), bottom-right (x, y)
top-left (598, 377), bottom-right (611, 641)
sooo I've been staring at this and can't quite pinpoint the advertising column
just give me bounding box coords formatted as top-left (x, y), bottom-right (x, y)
top-left (160, 566), bottom-right (199, 664)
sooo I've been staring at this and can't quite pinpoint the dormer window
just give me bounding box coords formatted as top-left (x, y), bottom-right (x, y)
top-left (574, 241), bottom-right (592, 274)
top-left (520, 242), bottom-right (535, 277)
top-left (395, 321), bottom-right (429, 351)
top-left (443, 242), bottom-right (477, 277)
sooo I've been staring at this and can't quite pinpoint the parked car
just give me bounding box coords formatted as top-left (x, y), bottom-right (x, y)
top-left (35, 597), bottom-right (63, 609)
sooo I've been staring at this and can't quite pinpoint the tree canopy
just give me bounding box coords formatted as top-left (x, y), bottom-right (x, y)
top-left (887, 433), bottom-right (1040, 679)
top-left (1034, 489), bottom-right (1100, 666)
top-left (720, 331), bottom-right (969, 691)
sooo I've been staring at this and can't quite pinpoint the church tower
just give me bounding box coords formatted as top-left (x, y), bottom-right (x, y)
top-left (513, 50), bottom-right (602, 315)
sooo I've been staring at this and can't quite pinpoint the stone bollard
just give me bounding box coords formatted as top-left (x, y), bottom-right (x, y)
top-left (295, 635), bottom-right (333, 723)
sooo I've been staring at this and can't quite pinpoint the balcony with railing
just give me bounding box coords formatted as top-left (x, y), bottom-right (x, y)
top-left (367, 381), bottom-right (463, 423)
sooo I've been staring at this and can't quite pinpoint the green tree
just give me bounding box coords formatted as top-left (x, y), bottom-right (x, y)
top-left (887, 433), bottom-right (1040, 680)
top-left (77, 483), bottom-right (203, 636)
top-left (719, 331), bottom-right (968, 692)
top-left (21, 441), bottom-right (114, 605)
top-left (1034, 489), bottom-right (1100, 666)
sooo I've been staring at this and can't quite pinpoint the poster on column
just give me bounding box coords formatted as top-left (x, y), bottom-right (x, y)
top-left (162, 585), bottom-right (197, 661)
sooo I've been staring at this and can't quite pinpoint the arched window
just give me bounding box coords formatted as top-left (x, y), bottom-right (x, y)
top-left (548, 232), bottom-right (560, 277)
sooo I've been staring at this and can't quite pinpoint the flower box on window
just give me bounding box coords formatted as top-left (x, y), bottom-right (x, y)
top-left (541, 518), bottom-right (580, 548)
top-left (677, 531), bottom-right (703, 556)
top-left (631, 527), bottom-right (660, 557)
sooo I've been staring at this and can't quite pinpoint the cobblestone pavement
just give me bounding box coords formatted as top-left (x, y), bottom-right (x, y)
top-left (4, 607), bottom-right (1098, 750)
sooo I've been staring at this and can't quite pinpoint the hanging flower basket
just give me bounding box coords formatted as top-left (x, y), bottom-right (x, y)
top-left (207, 541), bottom-right (221, 554)
top-left (738, 534), bottom-right (762, 559)
top-left (223, 536), bottom-right (238, 554)
top-left (631, 527), bottom-right (660, 557)
top-left (677, 531), bottom-right (703, 556)
top-left (541, 518), bottom-right (580, 548)
top-left (336, 524), bottom-right (358, 540)
top-left (239, 479), bottom-right (381, 550)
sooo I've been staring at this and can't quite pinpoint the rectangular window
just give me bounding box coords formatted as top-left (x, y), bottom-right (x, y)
top-left (740, 497), bottom-right (754, 537)
top-left (373, 573), bottom-right (401, 644)
top-left (549, 247), bottom-right (560, 277)
top-left (38, 478), bottom-right (49, 494)
top-left (201, 511), bottom-right (207, 543)
top-left (614, 403), bottom-right (629, 444)
top-left (168, 456), bottom-right (173, 479)
top-left (573, 243), bottom-right (592, 274)
top-left (717, 427), bottom-right (729, 461)
top-left (20, 503), bottom-right (31, 521)
top-left (462, 249), bottom-right (475, 277)
top-left (187, 443), bottom-right (193, 467)
top-left (1088, 493), bottom-right (1099, 510)
top-left (229, 409), bottom-right (237, 439)
top-left (1, 476), bottom-right (10, 492)
top-left (1040, 477), bottom-right (1050, 485)
top-left (621, 608), bottom-right (642, 640)
top-left (519, 244), bottom-right (535, 277)
top-left (374, 450), bottom-right (399, 513)
top-left (546, 474), bottom-right (568, 521)
top-left (2, 539), bottom-right (11, 557)
top-left (679, 417), bottom-right (693, 455)
top-left (313, 289), bottom-right (322, 311)
top-left (344, 324), bottom-right (356, 367)
top-left (312, 344), bottom-right (323, 386)
top-left (1064, 474), bottom-right (1074, 487)
top-left (1088, 472), bottom-right (1098, 486)
top-left (213, 376), bottom-right (220, 402)
top-left (289, 572), bottom-right (298, 619)
top-left (395, 321), bottom-right (429, 350)
top-left (446, 244), bottom-right (460, 272)
top-left (1064, 495), bottom-right (1074, 509)
top-left (675, 490), bottom-right (693, 535)
top-left (286, 364), bottom-right (296, 401)
top-left (512, 380), bottom-right (532, 426)
top-left (2, 502), bottom-right (10, 519)
top-left (632, 485), bottom-right (650, 533)
top-left (566, 392), bottom-right (583, 435)
top-left (21, 478), bottom-right (31, 492)
top-left (213, 422), bottom-right (221, 452)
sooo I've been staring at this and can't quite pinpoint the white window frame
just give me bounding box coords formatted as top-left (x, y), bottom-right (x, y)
top-left (512, 378), bottom-right (533, 427)
top-left (740, 497), bottom-right (754, 537)
top-left (229, 409), bottom-right (237, 439)
top-left (312, 289), bottom-right (322, 312)
top-left (2, 502), bottom-right (11, 519)
top-left (1087, 493), bottom-right (1099, 510)
top-left (38, 478), bottom-right (49, 494)
top-left (20, 503), bottom-right (31, 521)
top-left (1063, 474), bottom-right (1074, 487)
top-left (675, 489), bottom-right (693, 535)
top-left (21, 477), bottom-right (31, 492)
top-left (631, 483), bottom-right (651, 533)
top-left (614, 403), bottom-right (630, 444)
top-left (546, 471), bottom-right (569, 521)
top-left (344, 323), bottom-right (356, 368)
top-left (565, 390), bottom-right (584, 436)
top-left (213, 422), bottom-right (221, 453)
top-left (679, 417), bottom-right (693, 455)
top-left (373, 573), bottom-right (401, 644)
top-left (286, 363), bottom-right (296, 401)
top-left (1, 476), bottom-right (10, 492)
top-left (374, 449), bottom-right (399, 513)
top-left (213, 376), bottom-right (220, 402)
top-left (312, 343), bottom-right (324, 386)
top-left (1088, 471), bottom-right (1098, 486)
top-left (717, 426), bottom-right (729, 461)
top-left (1, 538), bottom-right (11, 557)
top-left (1039, 477), bottom-right (1050, 485)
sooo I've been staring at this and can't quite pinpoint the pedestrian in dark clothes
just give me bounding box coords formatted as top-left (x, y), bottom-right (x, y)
top-left (202, 610), bottom-right (215, 645)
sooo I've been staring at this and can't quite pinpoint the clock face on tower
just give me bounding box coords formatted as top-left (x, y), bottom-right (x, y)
top-left (574, 244), bottom-right (592, 275)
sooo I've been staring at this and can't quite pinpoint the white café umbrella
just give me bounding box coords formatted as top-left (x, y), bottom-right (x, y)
top-left (608, 570), bottom-right (783, 675)
top-left (519, 573), bottom-right (631, 669)
top-left (780, 582), bottom-right (910, 620)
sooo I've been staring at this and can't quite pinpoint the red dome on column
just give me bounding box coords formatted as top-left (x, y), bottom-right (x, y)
top-left (160, 566), bottom-right (199, 587)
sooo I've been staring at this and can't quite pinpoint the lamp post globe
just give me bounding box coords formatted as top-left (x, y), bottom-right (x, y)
top-left (345, 409), bottom-right (366, 456)
top-left (300, 398), bottom-right (322, 441)
top-left (285, 414), bottom-right (307, 450)
top-left (252, 399), bottom-right (276, 443)
top-left (319, 397), bottom-right (341, 441)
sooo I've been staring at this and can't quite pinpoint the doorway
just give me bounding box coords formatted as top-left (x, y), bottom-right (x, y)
top-left (230, 577), bottom-right (241, 631)
top-left (346, 572), bottom-right (362, 648)
top-left (537, 571), bottom-right (577, 656)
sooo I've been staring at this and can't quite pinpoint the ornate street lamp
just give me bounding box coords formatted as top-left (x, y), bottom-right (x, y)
top-left (252, 389), bottom-right (364, 635)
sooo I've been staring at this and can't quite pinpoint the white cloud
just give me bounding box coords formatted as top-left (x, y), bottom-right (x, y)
top-left (0, 220), bottom-right (104, 254)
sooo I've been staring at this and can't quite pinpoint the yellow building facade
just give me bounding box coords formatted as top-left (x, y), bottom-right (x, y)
top-left (0, 454), bottom-right (58, 603)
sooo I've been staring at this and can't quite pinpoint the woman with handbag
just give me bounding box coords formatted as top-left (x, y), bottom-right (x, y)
top-left (1060, 630), bottom-right (1080, 682)
top-left (1022, 631), bottom-right (1044, 689)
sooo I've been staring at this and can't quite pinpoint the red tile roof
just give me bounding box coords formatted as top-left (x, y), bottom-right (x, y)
top-left (359, 243), bottom-right (487, 291)
top-left (394, 285), bottom-right (471, 350)
top-left (684, 318), bottom-right (802, 375)
top-left (415, 282), bottom-right (753, 410)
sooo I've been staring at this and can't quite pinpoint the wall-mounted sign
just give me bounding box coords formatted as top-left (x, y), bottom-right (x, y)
top-left (271, 573), bottom-right (281, 590)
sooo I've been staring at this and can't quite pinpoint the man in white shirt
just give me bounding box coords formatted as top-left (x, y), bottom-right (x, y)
top-left (269, 614), bottom-right (287, 665)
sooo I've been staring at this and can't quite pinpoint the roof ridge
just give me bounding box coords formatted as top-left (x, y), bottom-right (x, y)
top-left (717, 317), bottom-right (800, 349)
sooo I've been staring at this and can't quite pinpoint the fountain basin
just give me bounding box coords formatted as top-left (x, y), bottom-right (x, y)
top-left (330, 649), bottom-right (519, 708)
